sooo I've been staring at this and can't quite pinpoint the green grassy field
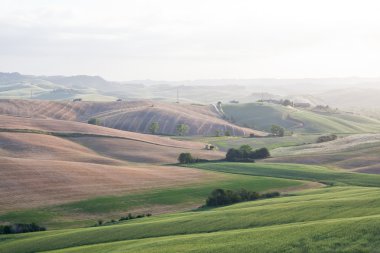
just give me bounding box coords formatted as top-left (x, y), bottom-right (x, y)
top-left (223, 102), bottom-right (380, 134)
top-left (2, 162), bottom-right (380, 252)
top-left (187, 134), bottom-right (321, 152)
top-left (0, 171), bottom-right (300, 230)
top-left (188, 162), bottom-right (380, 187)
top-left (45, 215), bottom-right (380, 253)
top-left (1, 186), bottom-right (380, 253)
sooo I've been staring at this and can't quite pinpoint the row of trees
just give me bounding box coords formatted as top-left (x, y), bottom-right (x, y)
top-left (226, 145), bottom-right (270, 162)
top-left (87, 119), bottom-right (190, 136)
top-left (0, 223), bottom-right (46, 234)
top-left (205, 188), bottom-right (280, 207)
top-left (215, 129), bottom-right (231, 137)
top-left (89, 118), bottom-right (286, 138)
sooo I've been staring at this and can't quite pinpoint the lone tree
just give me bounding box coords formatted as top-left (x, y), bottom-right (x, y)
top-left (270, 125), bottom-right (285, 137)
top-left (178, 153), bottom-right (194, 164)
top-left (149, 122), bottom-right (160, 134)
top-left (176, 123), bottom-right (189, 136)
top-left (88, 118), bottom-right (102, 126)
top-left (281, 99), bottom-right (293, 107)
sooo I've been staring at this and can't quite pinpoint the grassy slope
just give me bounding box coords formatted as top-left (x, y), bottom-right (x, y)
top-left (0, 172), bottom-right (300, 230)
top-left (269, 135), bottom-right (380, 174)
top-left (188, 134), bottom-right (320, 152)
top-left (2, 187), bottom-right (380, 253)
top-left (46, 215), bottom-right (380, 253)
top-left (189, 162), bottom-right (380, 187)
top-left (223, 102), bottom-right (380, 134)
top-left (2, 162), bottom-right (380, 252)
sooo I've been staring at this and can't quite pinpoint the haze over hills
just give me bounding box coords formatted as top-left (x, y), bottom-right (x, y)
top-left (2, 72), bottom-right (380, 112)
top-left (3, 1), bottom-right (380, 252)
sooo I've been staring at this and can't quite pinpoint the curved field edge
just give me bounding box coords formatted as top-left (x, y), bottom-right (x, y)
top-left (44, 215), bottom-right (380, 253)
top-left (0, 172), bottom-right (301, 230)
top-left (187, 162), bottom-right (380, 187)
top-left (1, 186), bottom-right (380, 253)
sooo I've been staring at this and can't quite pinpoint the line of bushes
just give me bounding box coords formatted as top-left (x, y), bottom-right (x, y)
top-left (95, 213), bottom-right (152, 226)
top-left (0, 223), bottom-right (46, 234)
top-left (205, 188), bottom-right (280, 207)
top-left (226, 145), bottom-right (270, 162)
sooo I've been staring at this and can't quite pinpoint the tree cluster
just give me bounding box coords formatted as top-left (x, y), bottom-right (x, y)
top-left (0, 223), bottom-right (46, 234)
top-left (215, 129), bottom-right (232, 137)
top-left (226, 145), bottom-right (270, 162)
top-left (205, 188), bottom-right (280, 207)
top-left (177, 153), bottom-right (208, 164)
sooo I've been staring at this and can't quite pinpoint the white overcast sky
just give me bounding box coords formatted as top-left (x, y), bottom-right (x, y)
top-left (0, 0), bottom-right (380, 81)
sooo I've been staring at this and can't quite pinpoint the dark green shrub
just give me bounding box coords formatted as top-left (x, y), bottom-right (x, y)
top-left (0, 223), bottom-right (46, 234)
top-left (317, 134), bottom-right (337, 143)
top-left (178, 153), bottom-right (194, 164)
top-left (270, 125), bottom-right (285, 137)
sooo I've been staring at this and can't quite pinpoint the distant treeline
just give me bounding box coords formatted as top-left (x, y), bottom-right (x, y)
top-left (0, 223), bottom-right (46, 234)
top-left (205, 188), bottom-right (280, 207)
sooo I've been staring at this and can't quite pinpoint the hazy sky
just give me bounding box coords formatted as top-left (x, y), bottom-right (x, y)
top-left (1, 0), bottom-right (380, 80)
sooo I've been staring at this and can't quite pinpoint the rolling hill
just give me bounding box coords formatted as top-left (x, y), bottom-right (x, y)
top-left (0, 131), bottom-right (225, 214)
top-left (2, 74), bottom-right (380, 252)
top-left (0, 72), bottom-right (121, 101)
top-left (0, 99), bottom-right (263, 136)
top-left (2, 162), bottom-right (380, 253)
top-left (223, 102), bottom-right (380, 134)
top-left (0, 114), bottom-right (229, 218)
top-left (0, 132), bottom-right (297, 228)
top-left (269, 134), bottom-right (380, 174)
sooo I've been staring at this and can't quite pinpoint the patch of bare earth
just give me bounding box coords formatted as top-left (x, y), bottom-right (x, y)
top-left (68, 136), bottom-right (224, 164)
top-left (0, 157), bottom-right (216, 213)
top-left (0, 116), bottom-right (225, 213)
